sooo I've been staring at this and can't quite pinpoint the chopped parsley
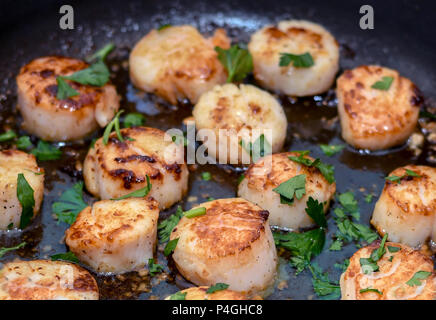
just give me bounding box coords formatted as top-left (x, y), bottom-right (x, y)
top-left (371, 76), bottom-right (394, 91)
top-left (365, 194), bottom-right (373, 203)
top-left (279, 52), bottom-right (314, 68)
top-left (103, 110), bottom-right (126, 145)
top-left (112, 175), bottom-right (152, 200)
top-left (385, 169), bottom-right (421, 184)
top-left (387, 245), bottom-right (400, 253)
top-left (201, 172), bottom-right (212, 181)
top-left (158, 206), bottom-right (183, 243)
top-left (237, 174), bottom-right (245, 185)
top-left (360, 287), bottom-right (383, 295)
top-left (206, 283), bottom-right (229, 294)
top-left (184, 207), bottom-right (207, 219)
top-left (123, 112), bottom-right (146, 128)
top-left (272, 174), bottom-right (306, 205)
top-left (52, 182), bottom-right (88, 225)
top-left (16, 136), bottom-right (33, 150)
top-left (0, 130), bottom-right (17, 142)
top-left (169, 291), bottom-right (187, 300)
top-left (86, 43), bottom-right (114, 63)
top-left (17, 173), bottom-right (35, 229)
top-left (359, 233), bottom-right (388, 274)
top-left (164, 238), bottom-right (179, 256)
top-left (215, 44), bottom-right (253, 83)
top-left (56, 77), bottom-right (79, 100)
top-left (157, 24), bottom-right (172, 31)
top-left (319, 144), bottom-right (344, 157)
top-left (148, 258), bottom-right (164, 276)
top-left (334, 259), bottom-right (350, 273)
top-left (289, 151), bottom-right (335, 184)
top-left (406, 271), bottom-right (432, 287)
top-left (240, 134), bottom-right (272, 162)
top-left (30, 141), bottom-right (62, 161)
top-left (0, 242), bottom-right (26, 258)
top-left (51, 251), bottom-right (80, 263)
top-left (309, 263), bottom-right (341, 300)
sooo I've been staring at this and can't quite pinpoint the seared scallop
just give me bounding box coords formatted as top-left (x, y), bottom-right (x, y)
top-left (0, 150), bottom-right (44, 229)
top-left (248, 20), bottom-right (339, 96)
top-left (16, 56), bottom-right (119, 141)
top-left (170, 198), bottom-right (277, 295)
top-left (0, 260), bottom-right (99, 300)
top-left (193, 83), bottom-right (287, 164)
top-left (371, 165), bottom-right (436, 248)
top-left (65, 197), bottom-right (159, 274)
top-left (340, 241), bottom-right (436, 300)
top-left (238, 152), bottom-right (335, 230)
top-left (336, 65), bottom-right (421, 150)
top-left (83, 126), bottom-right (189, 210)
top-left (129, 25), bottom-right (230, 105)
top-left (165, 286), bottom-right (254, 300)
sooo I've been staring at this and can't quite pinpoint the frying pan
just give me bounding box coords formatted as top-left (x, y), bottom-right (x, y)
top-left (0, 0), bottom-right (435, 300)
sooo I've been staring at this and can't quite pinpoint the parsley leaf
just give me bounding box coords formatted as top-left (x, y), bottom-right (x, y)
top-left (215, 44), bottom-right (253, 83)
top-left (406, 271), bottom-right (432, 286)
top-left (240, 134), bottom-right (272, 162)
top-left (0, 130), bottom-right (17, 142)
top-left (164, 238), bottom-right (179, 256)
top-left (103, 110), bottom-right (125, 145)
top-left (206, 283), bottom-right (229, 294)
top-left (56, 76), bottom-right (79, 100)
top-left (158, 206), bottom-right (183, 243)
top-left (272, 174), bottom-right (306, 205)
top-left (30, 141), bottom-right (62, 161)
top-left (279, 52), bottom-right (314, 68)
top-left (16, 136), bottom-right (33, 150)
top-left (329, 239), bottom-right (343, 251)
top-left (112, 175), bottom-right (152, 200)
top-left (386, 169), bottom-right (421, 184)
top-left (309, 263), bottom-right (341, 300)
top-left (169, 291), bottom-right (186, 300)
top-left (52, 182), bottom-right (88, 225)
top-left (201, 172), bottom-right (212, 181)
top-left (289, 151), bottom-right (335, 183)
top-left (365, 194), bottom-right (373, 203)
top-left (63, 59), bottom-right (110, 87)
top-left (334, 259), bottom-right (350, 273)
top-left (360, 287), bottom-right (383, 295)
top-left (387, 245), bottom-right (400, 253)
top-left (371, 76), bottom-right (394, 91)
top-left (237, 174), bottom-right (245, 185)
top-left (184, 207), bottom-right (207, 219)
top-left (420, 110), bottom-right (436, 120)
top-left (17, 173), bottom-right (35, 229)
top-left (86, 43), bottom-right (114, 63)
top-left (305, 197), bottom-right (327, 229)
top-left (338, 191), bottom-right (359, 219)
top-left (0, 242), bottom-right (26, 258)
top-left (157, 24), bottom-right (172, 31)
top-left (51, 251), bottom-right (79, 263)
top-left (319, 144), bottom-right (345, 157)
top-left (359, 233), bottom-right (388, 274)
top-left (148, 258), bottom-right (164, 276)
top-left (123, 112), bottom-right (146, 128)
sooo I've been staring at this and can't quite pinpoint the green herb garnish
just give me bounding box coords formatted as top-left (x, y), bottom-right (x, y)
top-left (206, 283), bottom-right (229, 294)
top-left (272, 174), bottom-right (306, 205)
top-left (201, 172), bottom-right (212, 181)
top-left (359, 233), bottom-right (388, 274)
top-left (240, 134), bottom-right (272, 162)
top-left (148, 258), bottom-right (164, 276)
top-left (164, 238), bottom-right (179, 256)
top-left (385, 169), bottom-right (421, 184)
top-left (360, 288), bottom-right (383, 295)
top-left (289, 151), bottom-right (335, 183)
top-left (86, 43), bottom-right (115, 63)
top-left (51, 251), bottom-right (79, 263)
top-left (17, 173), bottom-right (35, 229)
top-left (56, 77), bottom-right (79, 100)
top-left (158, 206), bottom-right (183, 243)
top-left (123, 113), bottom-right (146, 128)
top-left (157, 24), bottom-right (172, 31)
top-left (387, 245), bottom-right (400, 253)
top-left (169, 291), bottom-right (186, 300)
top-left (215, 44), bottom-right (253, 83)
top-left (184, 207), bottom-right (207, 219)
top-left (16, 136), bottom-right (33, 150)
top-left (0, 242), bottom-right (26, 258)
top-left (30, 140), bottom-right (62, 161)
top-left (0, 130), bottom-right (17, 142)
top-left (112, 175), bottom-right (152, 200)
top-left (319, 144), bottom-right (344, 157)
top-left (371, 76), bottom-right (394, 91)
top-left (279, 52), bottom-right (314, 68)
top-left (309, 263), bottom-right (341, 300)
top-left (406, 271), bottom-right (432, 287)
top-left (103, 110), bottom-right (126, 145)
top-left (52, 182), bottom-right (88, 225)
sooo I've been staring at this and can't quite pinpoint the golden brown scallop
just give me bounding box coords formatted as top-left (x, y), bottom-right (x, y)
top-left (238, 152), bottom-right (335, 229)
top-left (336, 65), bottom-right (422, 150)
top-left (65, 197), bottom-right (159, 274)
top-left (193, 83), bottom-right (287, 164)
top-left (0, 260), bottom-right (99, 300)
top-left (16, 56), bottom-right (119, 141)
top-left (83, 126), bottom-right (189, 210)
top-left (170, 198), bottom-right (277, 295)
top-left (0, 150), bottom-right (44, 229)
top-left (129, 25), bottom-right (230, 105)
top-left (371, 165), bottom-right (436, 248)
top-left (248, 20), bottom-right (339, 96)
top-left (341, 241), bottom-right (436, 300)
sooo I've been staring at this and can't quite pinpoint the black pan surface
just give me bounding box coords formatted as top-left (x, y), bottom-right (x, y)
top-left (0, 0), bottom-right (435, 300)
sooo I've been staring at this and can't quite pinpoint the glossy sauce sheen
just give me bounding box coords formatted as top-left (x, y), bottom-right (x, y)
top-left (0, 4), bottom-right (435, 300)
